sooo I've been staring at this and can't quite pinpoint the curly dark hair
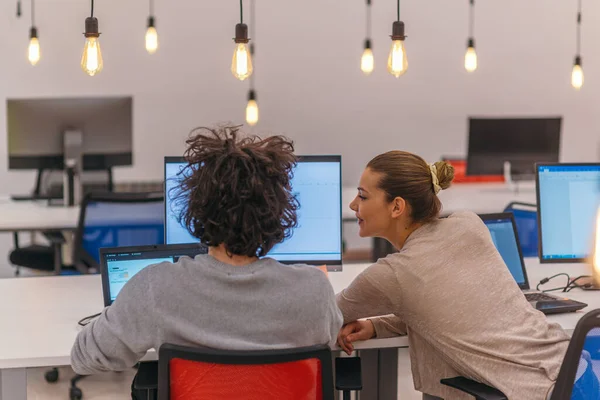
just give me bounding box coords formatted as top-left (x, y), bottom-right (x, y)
top-left (170, 126), bottom-right (299, 257)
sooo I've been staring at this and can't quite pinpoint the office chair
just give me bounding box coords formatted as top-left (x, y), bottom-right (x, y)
top-left (503, 202), bottom-right (538, 258)
top-left (133, 343), bottom-right (336, 400)
top-left (10, 191), bottom-right (165, 275)
top-left (12, 192), bottom-right (165, 400)
top-left (441, 309), bottom-right (600, 400)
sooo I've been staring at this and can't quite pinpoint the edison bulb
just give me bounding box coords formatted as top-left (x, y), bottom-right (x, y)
top-left (231, 43), bottom-right (253, 81)
top-left (387, 40), bottom-right (408, 77)
top-left (145, 26), bottom-right (158, 54)
top-left (361, 48), bottom-right (374, 75)
top-left (81, 37), bottom-right (103, 76)
top-left (28, 37), bottom-right (40, 66)
top-left (246, 99), bottom-right (259, 126)
top-left (464, 46), bottom-right (477, 72)
top-left (571, 64), bottom-right (584, 90)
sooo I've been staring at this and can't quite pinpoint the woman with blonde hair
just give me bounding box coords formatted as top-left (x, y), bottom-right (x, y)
top-left (337, 151), bottom-right (570, 400)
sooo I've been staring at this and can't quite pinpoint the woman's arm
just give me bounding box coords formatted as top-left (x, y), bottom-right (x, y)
top-left (336, 261), bottom-right (398, 323)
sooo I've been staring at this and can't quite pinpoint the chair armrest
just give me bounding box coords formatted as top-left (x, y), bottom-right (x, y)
top-left (133, 361), bottom-right (158, 390)
top-left (440, 377), bottom-right (507, 400)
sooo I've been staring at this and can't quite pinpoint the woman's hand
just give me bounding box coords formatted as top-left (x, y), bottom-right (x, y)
top-left (337, 320), bottom-right (375, 355)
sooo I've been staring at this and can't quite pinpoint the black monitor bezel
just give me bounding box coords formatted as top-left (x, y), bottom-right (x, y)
top-left (163, 155), bottom-right (343, 270)
top-left (536, 162), bottom-right (600, 264)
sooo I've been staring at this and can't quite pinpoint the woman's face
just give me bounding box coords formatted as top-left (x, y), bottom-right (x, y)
top-left (349, 168), bottom-right (405, 238)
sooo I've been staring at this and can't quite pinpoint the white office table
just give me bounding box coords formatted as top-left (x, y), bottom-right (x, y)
top-left (0, 198), bottom-right (79, 232)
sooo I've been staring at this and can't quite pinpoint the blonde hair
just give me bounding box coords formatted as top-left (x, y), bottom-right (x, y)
top-left (367, 151), bottom-right (454, 223)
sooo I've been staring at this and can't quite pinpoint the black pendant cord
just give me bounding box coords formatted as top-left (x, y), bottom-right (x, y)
top-left (469, 0), bottom-right (474, 39)
top-left (240, 0), bottom-right (244, 24)
top-left (17, 0), bottom-right (22, 17)
top-left (366, 0), bottom-right (372, 40)
top-left (396, 0), bottom-right (400, 21)
top-left (30, 0), bottom-right (34, 26)
top-left (90, 0), bottom-right (94, 18)
top-left (576, 0), bottom-right (582, 56)
top-left (149, 0), bottom-right (154, 16)
top-left (249, 0), bottom-right (255, 89)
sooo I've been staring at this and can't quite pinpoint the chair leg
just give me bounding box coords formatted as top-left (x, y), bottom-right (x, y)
top-left (69, 374), bottom-right (85, 400)
top-left (342, 391), bottom-right (351, 400)
top-left (53, 242), bottom-right (62, 275)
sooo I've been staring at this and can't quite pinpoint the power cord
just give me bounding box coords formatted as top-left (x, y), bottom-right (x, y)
top-left (78, 312), bottom-right (101, 327)
top-left (536, 273), bottom-right (593, 293)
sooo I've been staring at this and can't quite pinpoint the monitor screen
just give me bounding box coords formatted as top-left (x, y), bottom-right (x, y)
top-left (537, 164), bottom-right (600, 262)
top-left (164, 156), bottom-right (343, 268)
top-left (466, 117), bottom-right (561, 177)
top-left (100, 244), bottom-right (207, 306)
top-left (481, 216), bottom-right (527, 287)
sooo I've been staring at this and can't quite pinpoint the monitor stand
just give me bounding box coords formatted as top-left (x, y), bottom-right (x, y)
top-left (63, 130), bottom-right (83, 207)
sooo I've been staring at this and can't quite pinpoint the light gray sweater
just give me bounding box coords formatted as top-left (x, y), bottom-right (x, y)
top-left (71, 255), bottom-right (342, 375)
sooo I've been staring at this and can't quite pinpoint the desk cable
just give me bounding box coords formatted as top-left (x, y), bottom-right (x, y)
top-left (78, 312), bottom-right (101, 327)
top-left (536, 273), bottom-right (592, 293)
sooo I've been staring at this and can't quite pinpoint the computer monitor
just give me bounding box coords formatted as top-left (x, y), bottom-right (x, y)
top-left (164, 156), bottom-right (343, 269)
top-left (466, 117), bottom-right (561, 179)
top-left (7, 97), bottom-right (133, 171)
top-left (100, 244), bottom-right (208, 306)
top-left (536, 163), bottom-right (600, 263)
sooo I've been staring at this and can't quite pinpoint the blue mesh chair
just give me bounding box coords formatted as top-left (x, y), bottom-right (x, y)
top-left (10, 192), bottom-right (164, 275)
top-left (503, 202), bottom-right (538, 258)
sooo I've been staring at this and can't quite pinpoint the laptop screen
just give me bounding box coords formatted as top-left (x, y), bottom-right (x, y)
top-left (100, 244), bottom-right (207, 306)
top-left (481, 215), bottom-right (527, 287)
top-left (536, 164), bottom-right (600, 262)
top-left (164, 156), bottom-right (343, 267)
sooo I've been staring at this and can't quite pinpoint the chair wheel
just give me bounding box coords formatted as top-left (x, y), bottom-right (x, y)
top-left (69, 386), bottom-right (83, 400)
top-left (44, 368), bottom-right (59, 383)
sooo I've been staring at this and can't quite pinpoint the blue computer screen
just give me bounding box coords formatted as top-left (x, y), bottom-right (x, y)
top-left (164, 157), bottom-right (342, 264)
top-left (483, 218), bottom-right (526, 285)
top-left (537, 165), bottom-right (600, 260)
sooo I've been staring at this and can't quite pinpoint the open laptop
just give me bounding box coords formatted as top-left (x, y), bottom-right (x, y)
top-left (100, 243), bottom-right (208, 307)
top-left (479, 213), bottom-right (587, 314)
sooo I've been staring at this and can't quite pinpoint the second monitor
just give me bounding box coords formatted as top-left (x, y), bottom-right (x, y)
top-left (164, 155), bottom-right (343, 270)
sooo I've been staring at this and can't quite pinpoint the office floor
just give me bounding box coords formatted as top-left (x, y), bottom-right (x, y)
top-left (26, 348), bottom-right (421, 400)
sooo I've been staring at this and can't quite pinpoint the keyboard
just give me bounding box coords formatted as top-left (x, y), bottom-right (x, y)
top-left (525, 292), bottom-right (558, 302)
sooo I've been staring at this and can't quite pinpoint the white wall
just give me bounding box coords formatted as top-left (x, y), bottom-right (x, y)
top-left (0, 0), bottom-right (599, 192)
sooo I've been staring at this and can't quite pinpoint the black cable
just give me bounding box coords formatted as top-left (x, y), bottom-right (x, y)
top-left (366, 0), bottom-right (372, 40)
top-left (149, 0), bottom-right (154, 16)
top-left (30, 0), bottom-right (34, 26)
top-left (576, 0), bottom-right (582, 55)
top-left (469, 0), bottom-right (475, 39)
top-left (536, 273), bottom-right (571, 292)
top-left (78, 312), bottom-right (101, 327)
top-left (91, 0), bottom-right (94, 18)
top-left (17, 0), bottom-right (22, 17)
top-left (240, 0), bottom-right (243, 24)
top-left (396, 0), bottom-right (400, 21)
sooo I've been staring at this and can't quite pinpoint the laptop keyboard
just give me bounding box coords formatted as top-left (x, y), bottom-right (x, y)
top-left (525, 292), bottom-right (557, 302)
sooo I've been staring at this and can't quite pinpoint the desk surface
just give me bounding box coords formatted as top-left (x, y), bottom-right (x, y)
top-left (0, 198), bottom-right (79, 232)
top-left (0, 259), bottom-right (596, 370)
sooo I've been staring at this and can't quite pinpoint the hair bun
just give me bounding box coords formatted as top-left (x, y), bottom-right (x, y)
top-left (432, 161), bottom-right (454, 190)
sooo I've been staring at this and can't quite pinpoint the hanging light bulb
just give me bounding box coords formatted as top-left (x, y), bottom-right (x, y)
top-left (571, 56), bottom-right (583, 90)
top-left (232, 24), bottom-right (253, 80)
top-left (464, 38), bottom-right (477, 72)
top-left (28, 27), bottom-right (40, 65)
top-left (246, 90), bottom-right (259, 126)
top-left (145, 16), bottom-right (158, 54)
top-left (81, 6), bottom-right (103, 76)
top-left (361, 40), bottom-right (374, 75)
top-left (387, 21), bottom-right (408, 77)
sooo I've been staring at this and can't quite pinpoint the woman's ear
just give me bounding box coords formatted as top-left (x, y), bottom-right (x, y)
top-left (390, 197), bottom-right (406, 219)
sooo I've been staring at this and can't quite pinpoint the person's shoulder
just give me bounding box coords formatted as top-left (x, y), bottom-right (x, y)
top-left (263, 259), bottom-right (333, 288)
top-left (445, 211), bottom-right (486, 232)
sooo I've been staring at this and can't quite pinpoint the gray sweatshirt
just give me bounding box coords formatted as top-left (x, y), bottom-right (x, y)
top-left (71, 255), bottom-right (342, 375)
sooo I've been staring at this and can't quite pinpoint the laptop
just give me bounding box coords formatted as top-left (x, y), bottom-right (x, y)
top-left (100, 243), bottom-right (208, 307)
top-left (479, 213), bottom-right (587, 314)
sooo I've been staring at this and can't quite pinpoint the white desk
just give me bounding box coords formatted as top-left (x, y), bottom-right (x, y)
top-left (342, 183), bottom-right (537, 219)
top-left (0, 199), bottom-right (79, 232)
top-left (0, 260), bottom-right (595, 400)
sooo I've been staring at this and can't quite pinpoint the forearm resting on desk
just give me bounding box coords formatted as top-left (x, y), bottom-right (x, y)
top-left (369, 315), bottom-right (407, 339)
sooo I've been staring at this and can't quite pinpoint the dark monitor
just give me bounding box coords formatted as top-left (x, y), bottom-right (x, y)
top-left (536, 163), bottom-right (600, 263)
top-left (164, 155), bottom-right (343, 270)
top-left (466, 117), bottom-right (561, 178)
top-left (7, 97), bottom-right (133, 171)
